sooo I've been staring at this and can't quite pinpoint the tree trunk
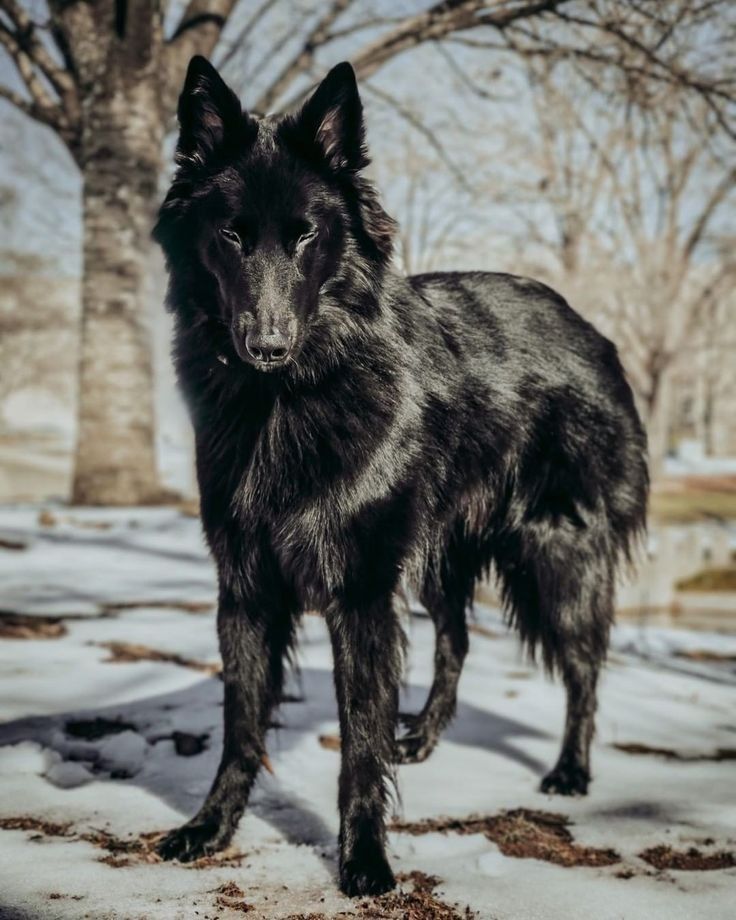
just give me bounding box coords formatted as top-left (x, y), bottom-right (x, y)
top-left (644, 369), bottom-right (672, 478)
top-left (71, 79), bottom-right (165, 505)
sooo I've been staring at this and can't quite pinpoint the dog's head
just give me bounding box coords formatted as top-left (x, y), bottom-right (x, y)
top-left (154, 56), bottom-right (396, 374)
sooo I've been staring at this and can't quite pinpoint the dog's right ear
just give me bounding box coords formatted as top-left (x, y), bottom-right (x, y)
top-left (289, 62), bottom-right (368, 173)
top-left (176, 56), bottom-right (254, 165)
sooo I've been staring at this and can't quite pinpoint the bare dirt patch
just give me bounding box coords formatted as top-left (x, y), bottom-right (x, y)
top-left (613, 742), bottom-right (736, 762)
top-left (94, 641), bottom-right (220, 674)
top-left (640, 845), bottom-right (736, 871)
top-left (0, 535), bottom-right (27, 550)
top-left (0, 611), bottom-right (67, 639)
top-left (391, 809), bottom-right (620, 868)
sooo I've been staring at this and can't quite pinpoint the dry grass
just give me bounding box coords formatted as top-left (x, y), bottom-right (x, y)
top-left (650, 490), bottom-right (736, 524)
top-left (0, 816), bottom-right (245, 869)
top-left (318, 734), bottom-right (341, 752)
top-left (613, 742), bottom-right (736, 761)
top-left (93, 641), bottom-right (220, 675)
top-left (0, 816), bottom-right (72, 837)
top-left (391, 809), bottom-right (620, 868)
top-left (0, 611), bottom-right (67, 639)
top-left (640, 845), bottom-right (735, 871)
top-left (101, 599), bottom-right (214, 615)
top-left (211, 881), bottom-right (255, 913)
top-left (675, 567), bottom-right (736, 592)
top-left (283, 869), bottom-right (476, 919)
top-left (674, 648), bottom-right (736, 662)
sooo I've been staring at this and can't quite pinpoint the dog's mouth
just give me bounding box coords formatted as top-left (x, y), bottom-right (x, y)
top-left (249, 356), bottom-right (290, 373)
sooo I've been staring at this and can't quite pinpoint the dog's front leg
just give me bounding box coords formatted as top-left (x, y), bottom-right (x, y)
top-left (158, 579), bottom-right (295, 862)
top-left (326, 594), bottom-right (403, 896)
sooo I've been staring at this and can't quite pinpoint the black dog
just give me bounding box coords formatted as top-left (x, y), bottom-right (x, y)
top-left (153, 56), bottom-right (648, 896)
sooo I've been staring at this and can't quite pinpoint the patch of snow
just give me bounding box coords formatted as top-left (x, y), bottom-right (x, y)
top-left (45, 757), bottom-right (94, 789)
top-left (0, 506), bottom-right (734, 918)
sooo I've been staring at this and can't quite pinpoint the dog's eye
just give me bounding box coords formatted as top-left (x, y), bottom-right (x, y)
top-left (220, 227), bottom-right (241, 246)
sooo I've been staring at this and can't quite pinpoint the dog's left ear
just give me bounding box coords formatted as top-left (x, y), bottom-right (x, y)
top-left (296, 62), bottom-right (368, 172)
top-left (177, 56), bottom-right (254, 164)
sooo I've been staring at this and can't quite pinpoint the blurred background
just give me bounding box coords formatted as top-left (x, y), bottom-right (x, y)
top-left (1, 0), bottom-right (735, 626)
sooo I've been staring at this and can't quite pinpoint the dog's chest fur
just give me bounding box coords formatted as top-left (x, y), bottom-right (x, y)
top-left (199, 360), bottom-right (424, 601)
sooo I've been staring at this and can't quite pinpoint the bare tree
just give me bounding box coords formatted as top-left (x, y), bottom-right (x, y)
top-left (0, 0), bottom-right (733, 502)
top-left (507, 66), bottom-right (736, 468)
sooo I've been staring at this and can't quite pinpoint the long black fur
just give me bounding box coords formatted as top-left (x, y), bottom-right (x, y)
top-left (153, 57), bottom-right (648, 896)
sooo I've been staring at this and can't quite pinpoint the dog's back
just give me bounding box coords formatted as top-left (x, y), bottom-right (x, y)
top-left (361, 268), bottom-right (647, 592)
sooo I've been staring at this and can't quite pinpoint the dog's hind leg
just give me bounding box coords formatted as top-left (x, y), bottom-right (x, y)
top-left (496, 527), bottom-right (614, 796)
top-left (395, 572), bottom-right (468, 763)
top-left (539, 570), bottom-right (613, 795)
top-left (158, 569), bottom-right (296, 862)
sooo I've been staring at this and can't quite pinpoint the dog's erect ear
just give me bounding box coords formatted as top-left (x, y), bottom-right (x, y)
top-left (176, 56), bottom-right (251, 164)
top-left (296, 62), bottom-right (368, 172)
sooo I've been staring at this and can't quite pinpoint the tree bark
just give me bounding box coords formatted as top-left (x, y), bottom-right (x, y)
top-left (643, 367), bottom-right (671, 478)
top-left (59, 0), bottom-right (234, 505)
top-left (71, 58), bottom-right (166, 504)
top-left (48, 0), bottom-right (174, 505)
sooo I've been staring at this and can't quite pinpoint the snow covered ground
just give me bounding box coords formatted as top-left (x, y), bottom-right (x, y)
top-left (0, 506), bottom-right (734, 920)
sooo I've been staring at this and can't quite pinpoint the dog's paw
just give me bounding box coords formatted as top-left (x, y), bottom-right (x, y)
top-left (156, 818), bottom-right (229, 862)
top-left (393, 713), bottom-right (438, 764)
top-left (340, 851), bottom-right (396, 897)
top-left (540, 763), bottom-right (590, 796)
top-left (393, 731), bottom-right (433, 764)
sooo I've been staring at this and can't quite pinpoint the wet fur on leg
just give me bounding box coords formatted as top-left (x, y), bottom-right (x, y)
top-left (153, 57), bottom-right (649, 895)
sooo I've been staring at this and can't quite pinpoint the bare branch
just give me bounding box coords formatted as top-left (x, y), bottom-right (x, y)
top-left (215, 0), bottom-right (281, 70)
top-left (0, 25), bottom-right (61, 122)
top-left (683, 166), bottom-right (736, 260)
top-left (165, 0), bottom-right (241, 110)
top-left (254, 0), bottom-right (355, 113)
top-left (1, 0), bottom-right (77, 105)
top-left (349, 0), bottom-right (570, 85)
top-left (363, 81), bottom-right (473, 193)
top-left (276, 0), bottom-right (570, 114)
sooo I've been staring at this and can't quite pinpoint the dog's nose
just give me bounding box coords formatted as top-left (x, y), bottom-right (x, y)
top-left (245, 331), bottom-right (291, 364)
